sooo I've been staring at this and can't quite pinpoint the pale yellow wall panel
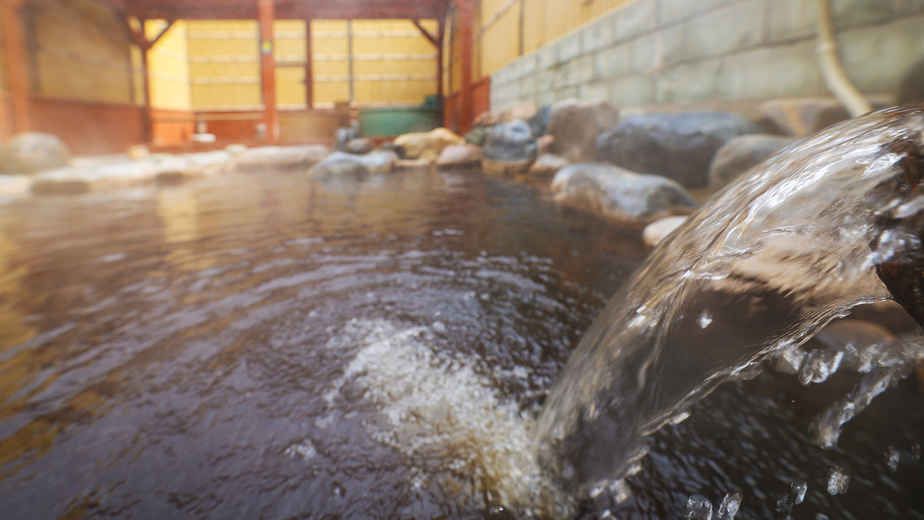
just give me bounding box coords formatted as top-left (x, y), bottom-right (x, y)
top-left (314, 81), bottom-right (351, 105)
top-left (38, 54), bottom-right (132, 103)
top-left (188, 39), bottom-right (259, 57)
top-left (191, 84), bottom-right (261, 109)
top-left (275, 38), bottom-right (305, 57)
top-left (189, 62), bottom-right (259, 79)
top-left (276, 67), bottom-right (306, 106)
top-left (480, 3), bottom-right (521, 76)
top-left (29, 0), bottom-right (134, 103)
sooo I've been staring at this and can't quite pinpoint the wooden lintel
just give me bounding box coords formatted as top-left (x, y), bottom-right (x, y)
top-left (148, 19), bottom-right (175, 48)
top-left (412, 19), bottom-right (438, 48)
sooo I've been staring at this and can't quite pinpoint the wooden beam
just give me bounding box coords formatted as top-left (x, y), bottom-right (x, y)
top-left (1, 0), bottom-right (31, 133)
top-left (457, 0), bottom-right (474, 134)
top-left (118, 17), bottom-right (174, 143)
top-left (436, 18), bottom-right (444, 101)
top-left (148, 19), bottom-right (175, 47)
top-left (304, 18), bottom-right (313, 109)
top-left (258, 0), bottom-right (279, 140)
top-left (412, 19), bottom-right (437, 48)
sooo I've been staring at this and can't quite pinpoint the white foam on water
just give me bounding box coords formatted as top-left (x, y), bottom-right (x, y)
top-left (324, 318), bottom-right (573, 518)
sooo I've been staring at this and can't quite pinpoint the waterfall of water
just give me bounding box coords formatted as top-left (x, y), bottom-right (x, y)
top-left (537, 102), bottom-right (924, 497)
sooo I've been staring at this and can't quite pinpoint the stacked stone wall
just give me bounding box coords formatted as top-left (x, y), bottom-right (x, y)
top-left (489, 0), bottom-right (924, 110)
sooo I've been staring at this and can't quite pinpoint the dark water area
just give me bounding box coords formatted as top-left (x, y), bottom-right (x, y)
top-left (0, 168), bottom-right (921, 519)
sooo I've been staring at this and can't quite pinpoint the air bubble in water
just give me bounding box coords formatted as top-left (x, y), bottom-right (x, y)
top-left (776, 479), bottom-right (806, 514)
top-left (685, 494), bottom-right (713, 520)
top-left (791, 480), bottom-right (807, 505)
top-left (716, 492), bottom-right (742, 520)
top-left (826, 467), bottom-right (850, 495)
top-left (912, 442), bottom-right (921, 463)
top-left (886, 446), bottom-right (900, 472)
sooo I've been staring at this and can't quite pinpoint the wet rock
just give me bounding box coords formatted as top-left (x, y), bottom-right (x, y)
top-left (482, 119), bottom-right (538, 174)
top-left (345, 137), bottom-right (374, 155)
top-left (758, 97), bottom-right (850, 137)
top-left (473, 101), bottom-right (537, 127)
top-left (127, 145), bottom-right (149, 159)
top-left (527, 153), bottom-right (569, 177)
top-left (378, 141), bottom-right (406, 158)
top-left (528, 105), bottom-right (552, 137)
top-left (394, 127), bottom-right (465, 162)
top-left (847, 300), bottom-right (919, 335)
top-left (308, 151), bottom-right (398, 179)
top-left (464, 126), bottom-right (492, 147)
top-left (708, 134), bottom-right (796, 191)
top-left (394, 158), bottom-right (432, 171)
top-left (551, 164), bottom-right (696, 227)
top-left (31, 152), bottom-right (231, 195)
top-left (236, 144), bottom-right (330, 170)
top-left (0, 132), bottom-right (70, 174)
top-left (435, 144), bottom-right (482, 169)
top-left (224, 143), bottom-right (248, 155)
top-left (547, 99), bottom-right (620, 163)
top-left (537, 134), bottom-right (554, 153)
top-left (596, 112), bottom-right (763, 188)
top-left (642, 215), bottom-right (688, 248)
top-left (334, 127), bottom-right (357, 151)
top-left (0, 174), bottom-right (32, 198)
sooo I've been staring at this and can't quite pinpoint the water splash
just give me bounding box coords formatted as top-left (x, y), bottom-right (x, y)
top-left (323, 318), bottom-right (572, 518)
top-left (538, 102), bottom-right (924, 495)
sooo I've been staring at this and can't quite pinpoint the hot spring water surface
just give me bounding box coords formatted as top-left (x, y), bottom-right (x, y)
top-left (0, 166), bottom-right (921, 519)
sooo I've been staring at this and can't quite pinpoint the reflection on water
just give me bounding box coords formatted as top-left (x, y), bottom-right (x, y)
top-left (0, 169), bottom-right (643, 519)
top-left (0, 167), bottom-right (920, 519)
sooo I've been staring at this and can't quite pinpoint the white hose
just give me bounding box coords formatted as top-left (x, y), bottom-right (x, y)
top-left (815, 0), bottom-right (873, 117)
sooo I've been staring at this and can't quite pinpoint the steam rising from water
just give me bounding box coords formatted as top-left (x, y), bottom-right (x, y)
top-left (323, 318), bottom-right (573, 518)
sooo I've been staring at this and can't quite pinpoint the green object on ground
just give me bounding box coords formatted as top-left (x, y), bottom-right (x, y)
top-left (359, 106), bottom-right (443, 137)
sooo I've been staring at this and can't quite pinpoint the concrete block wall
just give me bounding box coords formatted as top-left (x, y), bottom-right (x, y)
top-left (489, 0), bottom-right (924, 111)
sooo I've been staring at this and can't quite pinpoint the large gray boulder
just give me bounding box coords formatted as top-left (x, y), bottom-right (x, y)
top-left (551, 164), bottom-right (696, 228)
top-left (596, 112), bottom-right (763, 188)
top-left (482, 119), bottom-right (538, 174)
top-left (708, 134), bottom-right (796, 191)
top-left (0, 132), bottom-right (70, 174)
top-left (236, 144), bottom-right (330, 170)
top-left (547, 99), bottom-right (619, 163)
top-left (308, 151), bottom-right (397, 179)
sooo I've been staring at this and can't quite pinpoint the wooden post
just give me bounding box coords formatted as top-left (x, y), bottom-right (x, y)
top-left (304, 19), bottom-right (313, 109)
top-left (413, 19), bottom-right (443, 102)
top-left (2, 0), bottom-right (31, 133)
top-left (121, 18), bottom-right (173, 144)
top-left (457, 0), bottom-right (474, 134)
top-left (346, 19), bottom-right (354, 106)
top-left (258, 0), bottom-right (279, 140)
top-left (140, 35), bottom-right (152, 142)
top-left (436, 19), bottom-right (444, 101)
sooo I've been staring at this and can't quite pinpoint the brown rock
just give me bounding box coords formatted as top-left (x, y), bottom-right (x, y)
top-left (474, 101), bottom-right (538, 126)
top-left (394, 128), bottom-right (465, 162)
top-left (394, 158), bottom-right (432, 171)
top-left (708, 134), bottom-right (796, 191)
top-left (642, 215), bottom-right (688, 248)
top-left (547, 99), bottom-right (619, 163)
top-left (758, 97), bottom-right (850, 137)
top-left (528, 154), bottom-right (569, 176)
top-left (483, 158), bottom-right (534, 174)
top-left (435, 144), bottom-right (482, 169)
